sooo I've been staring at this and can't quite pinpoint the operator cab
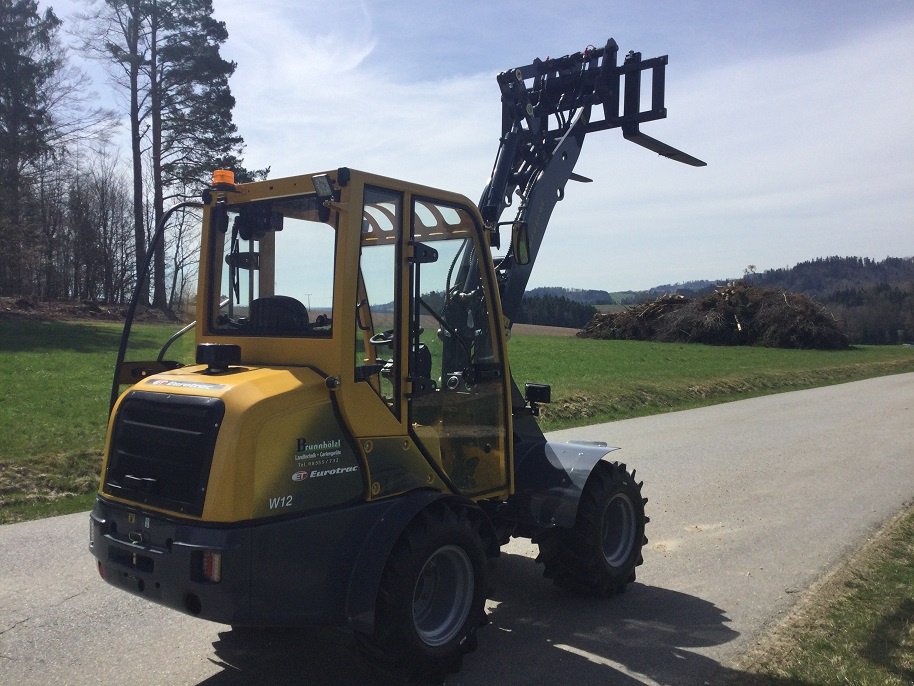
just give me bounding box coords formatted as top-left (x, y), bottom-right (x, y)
top-left (112, 168), bottom-right (513, 501)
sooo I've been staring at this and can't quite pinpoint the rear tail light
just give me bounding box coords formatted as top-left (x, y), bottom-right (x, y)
top-left (201, 550), bottom-right (222, 583)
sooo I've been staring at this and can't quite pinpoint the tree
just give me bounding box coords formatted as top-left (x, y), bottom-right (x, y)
top-left (79, 0), bottom-right (150, 303)
top-left (149, 0), bottom-right (247, 308)
top-left (90, 149), bottom-right (136, 303)
top-left (0, 0), bottom-right (113, 296)
top-left (516, 294), bottom-right (597, 328)
top-left (0, 0), bottom-right (61, 293)
top-left (82, 0), bottom-right (261, 311)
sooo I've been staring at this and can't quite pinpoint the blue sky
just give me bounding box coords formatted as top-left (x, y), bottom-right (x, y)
top-left (52, 0), bottom-right (914, 291)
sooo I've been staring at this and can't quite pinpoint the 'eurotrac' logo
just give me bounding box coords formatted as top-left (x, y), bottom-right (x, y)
top-left (291, 437), bottom-right (356, 481)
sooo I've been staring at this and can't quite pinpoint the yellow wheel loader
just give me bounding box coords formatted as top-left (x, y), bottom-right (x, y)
top-left (89, 39), bottom-right (703, 682)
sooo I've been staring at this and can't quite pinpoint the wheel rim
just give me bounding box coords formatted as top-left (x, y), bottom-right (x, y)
top-left (412, 544), bottom-right (475, 647)
top-left (601, 493), bottom-right (637, 567)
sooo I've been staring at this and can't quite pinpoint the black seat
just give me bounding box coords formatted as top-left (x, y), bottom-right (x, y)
top-left (414, 342), bottom-right (433, 381)
top-left (249, 296), bottom-right (309, 335)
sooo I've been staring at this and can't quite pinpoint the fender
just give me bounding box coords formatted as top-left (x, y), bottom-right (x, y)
top-left (507, 440), bottom-right (620, 529)
top-left (344, 489), bottom-right (493, 634)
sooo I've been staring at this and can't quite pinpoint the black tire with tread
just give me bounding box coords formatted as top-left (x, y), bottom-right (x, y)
top-left (358, 503), bottom-right (489, 684)
top-left (537, 460), bottom-right (648, 596)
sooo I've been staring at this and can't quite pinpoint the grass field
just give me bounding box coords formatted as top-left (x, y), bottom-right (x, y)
top-left (1, 316), bottom-right (912, 682)
top-left (509, 335), bottom-right (914, 430)
top-left (0, 318), bottom-right (195, 521)
top-left (2, 317), bottom-right (912, 522)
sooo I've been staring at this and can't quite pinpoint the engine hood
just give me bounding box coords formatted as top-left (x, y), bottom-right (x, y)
top-left (104, 364), bottom-right (364, 522)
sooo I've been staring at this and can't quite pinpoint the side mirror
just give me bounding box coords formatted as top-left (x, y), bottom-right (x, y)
top-left (512, 221), bottom-right (531, 265)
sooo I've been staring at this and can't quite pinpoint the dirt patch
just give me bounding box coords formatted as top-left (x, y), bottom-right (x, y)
top-left (0, 451), bottom-right (102, 523)
top-left (0, 297), bottom-right (184, 323)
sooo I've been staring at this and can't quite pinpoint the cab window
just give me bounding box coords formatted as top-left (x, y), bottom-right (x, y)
top-left (211, 194), bottom-right (335, 337)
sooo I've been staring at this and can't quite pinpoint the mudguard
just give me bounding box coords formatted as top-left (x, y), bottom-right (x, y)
top-left (507, 440), bottom-right (620, 529)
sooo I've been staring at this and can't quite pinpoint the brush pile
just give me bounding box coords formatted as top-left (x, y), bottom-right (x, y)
top-left (578, 283), bottom-right (849, 349)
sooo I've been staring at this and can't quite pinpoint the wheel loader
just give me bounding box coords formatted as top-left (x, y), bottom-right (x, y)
top-left (89, 39), bottom-right (704, 682)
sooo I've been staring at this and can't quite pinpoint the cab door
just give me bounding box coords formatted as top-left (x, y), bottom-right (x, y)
top-left (407, 197), bottom-right (511, 498)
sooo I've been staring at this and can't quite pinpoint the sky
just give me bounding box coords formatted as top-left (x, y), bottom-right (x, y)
top-left (48, 0), bottom-right (914, 292)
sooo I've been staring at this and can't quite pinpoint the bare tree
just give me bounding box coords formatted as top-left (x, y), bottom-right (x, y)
top-left (0, 0), bottom-right (115, 297)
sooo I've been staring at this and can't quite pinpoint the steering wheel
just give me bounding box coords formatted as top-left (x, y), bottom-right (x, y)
top-left (369, 327), bottom-right (424, 347)
top-left (369, 329), bottom-right (395, 347)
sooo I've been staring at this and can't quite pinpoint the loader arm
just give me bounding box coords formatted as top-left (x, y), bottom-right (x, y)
top-left (478, 39), bottom-right (705, 322)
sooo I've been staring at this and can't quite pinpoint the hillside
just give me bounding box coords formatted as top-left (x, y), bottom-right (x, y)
top-left (641, 257), bottom-right (912, 296)
top-left (749, 256), bottom-right (914, 297)
top-left (524, 286), bottom-right (615, 305)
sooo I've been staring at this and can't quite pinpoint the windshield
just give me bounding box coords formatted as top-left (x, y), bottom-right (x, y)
top-left (211, 194), bottom-right (336, 337)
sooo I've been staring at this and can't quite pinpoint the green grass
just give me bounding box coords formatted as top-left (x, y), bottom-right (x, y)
top-left (0, 319), bottom-right (120, 464)
top-left (0, 318), bottom-right (195, 523)
top-left (508, 336), bottom-right (914, 431)
top-left (736, 504), bottom-right (914, 685)
top-left (1, 318), bottom-right (912, 524)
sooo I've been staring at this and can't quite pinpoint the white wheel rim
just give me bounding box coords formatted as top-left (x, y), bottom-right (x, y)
top-left (412, 544), bottom-right (475, 646)
top-left (601, 493), bottom-right (637, 567)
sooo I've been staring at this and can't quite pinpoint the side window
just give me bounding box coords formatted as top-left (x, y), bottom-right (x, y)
top-left (355, 187), bottom-right (403, 416)
top-left (409, 199), bottom-right (507, 495)
top-left (413, 236), bottom-right (494, 382)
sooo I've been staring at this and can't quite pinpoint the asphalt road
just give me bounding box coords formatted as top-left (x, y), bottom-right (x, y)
top-left (1, 373), bottom-right (912, 685)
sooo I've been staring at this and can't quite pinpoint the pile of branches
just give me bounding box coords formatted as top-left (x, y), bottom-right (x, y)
top-left (578, 283), bottom-right (849, 349)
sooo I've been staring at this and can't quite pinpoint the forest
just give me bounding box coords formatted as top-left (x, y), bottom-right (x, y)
top-left (0, 0), bottom-right (262, 313)
top-left (748, 257), bottom-right (914, 344)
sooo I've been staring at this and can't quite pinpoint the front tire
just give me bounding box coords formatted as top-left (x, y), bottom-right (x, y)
top-left (360, 504), bottom-right (489, 683)
top-left (538, 460), bottom-right (648, 596)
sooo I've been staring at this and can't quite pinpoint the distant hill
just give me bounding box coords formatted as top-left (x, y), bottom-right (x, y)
top-left (748, 256), bottom-right (914, 298)
top-left (516, 291), bottom-right (598, 328)
top-left (525, 286), bottom-right (615, 305)
top-left (634, 257), bottom-right (914, 301)
top-left (644, 279), bottom-right (719, 297)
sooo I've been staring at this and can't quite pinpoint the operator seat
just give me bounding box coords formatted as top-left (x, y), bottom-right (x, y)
top-left (414, 342), bottom-right (433, 382)
top-left (249, 295), bottom-right (309, 335)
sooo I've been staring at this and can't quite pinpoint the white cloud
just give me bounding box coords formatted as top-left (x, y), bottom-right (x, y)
top-left (537, 18), bottom-right (914, 290)
top-left (48, 0), bottom-right (914, 290)
top-left (220, 4), bottom-right (912, 290)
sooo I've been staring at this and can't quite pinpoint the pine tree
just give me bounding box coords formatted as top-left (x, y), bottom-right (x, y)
top-left (79, 0), bottom-right (149, 302)
top-left (0, 0), bottom-right (61, 293)
top-left (83, 0), bottom-right (261, 310)
top-left (149, 0), bottom-right (252, 308)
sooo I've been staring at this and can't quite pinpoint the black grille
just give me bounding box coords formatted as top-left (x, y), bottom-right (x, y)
top-left (105, 391), bottom-right (224, 516)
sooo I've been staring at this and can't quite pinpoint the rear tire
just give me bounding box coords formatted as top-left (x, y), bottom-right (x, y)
top-left (359, 504), bottom-right (489, 684)
top-left (538, 460), bottom-right (648, 596)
